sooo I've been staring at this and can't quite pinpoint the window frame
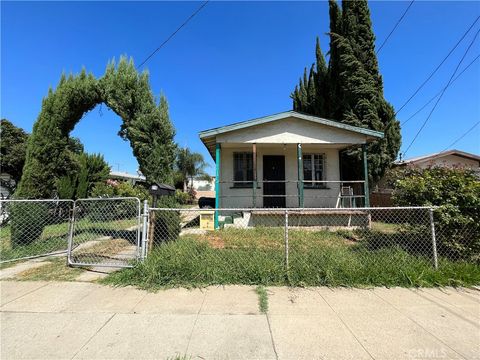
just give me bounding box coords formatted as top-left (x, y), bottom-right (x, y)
top-left (302, 153), bottom-right (327, 189)
top-left (232, 151), bottom-right (254, 188)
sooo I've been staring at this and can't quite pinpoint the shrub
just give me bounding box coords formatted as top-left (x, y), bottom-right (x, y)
top-left (174, 189), bottom-right (190, 205)
top-left (392, 166), bottom-right (480, 262)
top-left (10, 202), bottom-right (48, 247)
top-left (90, 181), bottom-right (150, 202)
top-left (152, 196), bottom-right (181, 244)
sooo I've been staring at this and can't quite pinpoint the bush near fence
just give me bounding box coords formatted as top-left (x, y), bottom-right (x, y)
top-left (392, 166), bottom-right (480, 262)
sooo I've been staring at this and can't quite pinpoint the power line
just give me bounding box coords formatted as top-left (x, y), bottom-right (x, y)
top-left (376, 0), bottom-right (415, 54)
top-left (403, 28), bottom-right (480, 157)
top-left (395, 16), bottom-right (480, 115)
top-left (401, 54), bottom-right (480, 126)
top-left (137, 1), bottom-right (209, 69)
top-left (441, 121), bottom-right (480, 152)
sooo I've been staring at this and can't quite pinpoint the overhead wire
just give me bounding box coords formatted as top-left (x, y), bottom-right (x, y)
top-left (376, 0), bottom-right (415, 54)
top-left (402, 27), bottom-right (480, 156)
top-left (137, 1), bottom-right (209, 69)
top-left (395, 16), bottom-right (480, 115)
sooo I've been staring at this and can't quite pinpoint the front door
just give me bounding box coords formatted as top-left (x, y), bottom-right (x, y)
top-left (263, 155), bottom-right (286, 208)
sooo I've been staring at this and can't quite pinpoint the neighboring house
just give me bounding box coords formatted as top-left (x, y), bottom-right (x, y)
top-left (371, 149), bottom-right (480, 207)
top-left (109, 170), bottom-right (146, 185)
top-left (199, 111), bottom-right (383, 215)
top-left (192, 176), bottom-right (216, 200)
top-left (191, 176), bottom-right (215, 191)
top-left (394, 149), bottom-right (480, 170)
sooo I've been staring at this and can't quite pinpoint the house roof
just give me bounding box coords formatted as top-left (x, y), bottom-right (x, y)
top-left (109, 170), bottom-right (146, 182)
top-left (199, 110), bottom-right (384, 158)
top-left (394, 149), bottom-right (480, 166)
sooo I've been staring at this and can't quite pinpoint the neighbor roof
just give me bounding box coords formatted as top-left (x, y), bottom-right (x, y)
top-left (109, 170), bottom-right (146, 182)
top-left (394, 149), bottom-right (480, 166)
top-left (199, 110), bottom-right (384, 158)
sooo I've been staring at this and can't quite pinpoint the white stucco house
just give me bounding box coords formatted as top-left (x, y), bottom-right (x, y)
top-left (199, 111), bottom-right (383, 224)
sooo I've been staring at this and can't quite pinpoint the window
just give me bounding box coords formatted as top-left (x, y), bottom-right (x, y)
top-left (233, 152), bottom-right (253, 187)
top-left (303, 154), bottom-right (326, 188)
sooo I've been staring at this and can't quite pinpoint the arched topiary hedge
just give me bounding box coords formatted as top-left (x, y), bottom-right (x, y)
top-left (16, 57), bottom-right (176, 198)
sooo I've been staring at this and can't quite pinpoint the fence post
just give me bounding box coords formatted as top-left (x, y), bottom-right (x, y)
top-left (141, 200), bottom-right (149, 260)
top-left (284, 209), bottom-right (289, 272)
top-left (429, 208), bottom-right (438, 270)
top-left (66, 200), bottom-right (76, 266)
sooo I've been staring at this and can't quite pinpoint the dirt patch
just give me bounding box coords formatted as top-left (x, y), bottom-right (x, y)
top-left (205, 234), bottom-right (225, 249)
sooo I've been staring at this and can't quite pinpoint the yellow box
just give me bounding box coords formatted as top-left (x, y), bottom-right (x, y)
top-left (200, 210), bottom-right (215, 230)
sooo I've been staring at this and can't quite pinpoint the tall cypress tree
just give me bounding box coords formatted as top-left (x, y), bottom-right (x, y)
top-left (291, 0), bottom-right (401, 183)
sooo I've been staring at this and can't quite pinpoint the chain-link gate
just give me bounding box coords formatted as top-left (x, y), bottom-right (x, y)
top-left (67, 197), bottom-right (141, 267)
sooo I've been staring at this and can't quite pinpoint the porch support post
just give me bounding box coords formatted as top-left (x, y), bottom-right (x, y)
top-left (214, 143), bottom-right (221, 229)
top-left (362, 144), bottom-right (370, 207)
top-left (252, 143), bottom-right (257, 208)
top-left (297, 143), bottom-right (304, 207)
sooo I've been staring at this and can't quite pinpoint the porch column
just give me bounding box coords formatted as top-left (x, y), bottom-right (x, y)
top-left (214, 143), bottom-right (221, 229)
top-left (362, 144), bottom-right (370, 207)
top-left (297, 143), bottom-right (304, 207)
top-left (252, 143), bottom-right (257, 208)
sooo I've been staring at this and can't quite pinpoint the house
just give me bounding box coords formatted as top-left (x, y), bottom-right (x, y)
top-left (192, 176), bottom-right (216, 200)
top-left (109, 170), bottom-right (146, 185)
top-left (371, 149), bottom-right (480, 207)
top-left (199, 111), bottom-right (383, 226)
top-left (394, 149), bottom-right (480, 170)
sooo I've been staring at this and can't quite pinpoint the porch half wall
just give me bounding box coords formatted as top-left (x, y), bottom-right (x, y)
top-left (219, 144), bottom-right (341, 208)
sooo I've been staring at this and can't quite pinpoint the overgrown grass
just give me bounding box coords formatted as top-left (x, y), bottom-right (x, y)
top-left (103, 227), bottom-right (480, 289)
top-left (255, 285), bottom-right (269, 313)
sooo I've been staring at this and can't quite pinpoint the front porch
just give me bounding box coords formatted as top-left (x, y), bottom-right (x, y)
top-left (215, 143), bottom-right (369, 209)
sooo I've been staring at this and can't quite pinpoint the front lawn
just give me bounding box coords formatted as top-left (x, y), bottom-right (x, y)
top-left (103, 226), bottom-right (480, 289)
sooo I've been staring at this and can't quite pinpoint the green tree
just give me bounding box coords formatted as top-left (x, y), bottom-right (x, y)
top-left (291, 0), bottom-right (401, 183)
top-left (0, 119), bottom-right (29, 192)
top-left (175, 147), bottom-right (210, 191)
top-left (56, 151), bottom-right (110, 199)
top-left (16, 57), bottom-right (177, 199)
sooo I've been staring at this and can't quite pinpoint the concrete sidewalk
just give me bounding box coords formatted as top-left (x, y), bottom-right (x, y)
top-left (1, 281), bottom-right (479, 359)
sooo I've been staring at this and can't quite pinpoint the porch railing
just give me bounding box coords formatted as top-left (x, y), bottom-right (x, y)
top-left (218, 180), bottom-right (366, 208)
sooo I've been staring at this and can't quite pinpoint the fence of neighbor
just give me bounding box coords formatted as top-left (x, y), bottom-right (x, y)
top-left (0, 199), bottom-right (74, 263)
top-left (1, 198), bottom-right (478, 276)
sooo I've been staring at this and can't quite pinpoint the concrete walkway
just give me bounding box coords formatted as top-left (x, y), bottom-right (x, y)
top-left (0, 281), bottom-right (479, 359)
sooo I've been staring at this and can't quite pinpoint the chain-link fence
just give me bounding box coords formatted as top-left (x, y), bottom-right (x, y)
top-left (142, 206), bottom-right (479, 285)
top-left (2, 197), bottom-right (477, 282)
top-left (67, 197), bottom-right (141, 267)
top-left (0, 199), bottom-right (74, 263)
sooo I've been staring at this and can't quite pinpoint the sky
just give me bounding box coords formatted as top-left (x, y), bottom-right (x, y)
top-left (2, 1), bottom-right (479, 175)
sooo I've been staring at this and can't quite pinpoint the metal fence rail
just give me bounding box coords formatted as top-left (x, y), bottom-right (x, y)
top-left (67, 197), bottom-right (141, 268)
top-left (0, 199), bottom-right (74, 263)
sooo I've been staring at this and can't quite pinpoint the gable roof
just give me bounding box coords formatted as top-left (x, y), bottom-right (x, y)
top-left (394, 149), bottom-right (480, 166)
top-left (199, 110), bottom-right (384, 157)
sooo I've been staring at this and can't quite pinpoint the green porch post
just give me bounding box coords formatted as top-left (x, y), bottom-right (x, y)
top-left (362, 144), bottom-right (370, 207)
top-left (297, 143), bottom-right (304, 207)
top-left (214, 143), bottom-right (221, 229)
